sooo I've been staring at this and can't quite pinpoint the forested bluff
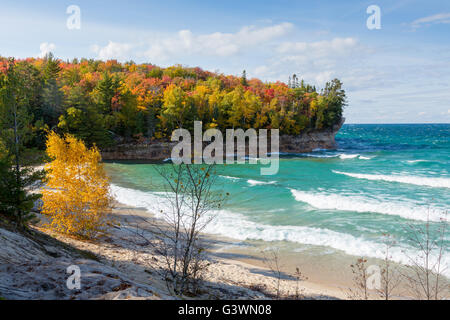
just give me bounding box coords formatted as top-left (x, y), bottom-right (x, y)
top-left (0, 55), bottom-right (346, 160)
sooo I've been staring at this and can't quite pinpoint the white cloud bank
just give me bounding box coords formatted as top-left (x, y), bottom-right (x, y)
top-left (91, 41), bottom-right (133, 61)
top-left (254, 37), bottom-right (362, 86)
top-left (277, 37), bottom-right (357, 55)
top-left (91, 22), bottom-right (293, 62)
top-left (145, 22), bottom-right (293, 60)
top-left (90, 30), bottom-right (363, 89)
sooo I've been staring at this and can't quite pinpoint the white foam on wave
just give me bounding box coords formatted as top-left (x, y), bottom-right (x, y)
top-left (110, 184), bottom-right (449, 276)
top-left (111, 184), bottom-right (168, 214)
top-left (290, 189), bottom-right (446, 222)
top-left (307, 153), bottom-right (373, 160)
top-left (207, 209), bottom-right (411, 260)
top-left (306, 154), bottom-right (339, 158)
top-left (333, 170), bottom-right (450, 189)
top-left (247, 179), bottom-right (276, 186)
top-left (338, 154), bottom-right (360, 159)
top-left (406, 160), bottom-right (430, 164)
top-left (219, 175), bottom-right (241, 181)
top-left (301, 153), bottom-right (372, 160)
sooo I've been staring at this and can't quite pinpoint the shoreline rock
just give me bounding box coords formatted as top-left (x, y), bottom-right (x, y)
top-left (101, 119), bottom-right (345, 161)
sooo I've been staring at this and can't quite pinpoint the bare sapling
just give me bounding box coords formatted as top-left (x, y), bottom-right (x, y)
top-left (294, 266), bottom-right (308, 299)
top-left (377, 234), bottom-right (402, 300)
top-left (261, 247), bottom-right (284, 299)
top-left (148, 163), bottom-right (226, 296)
top-left (402, 210), bottom-right (449, 300)
top-left (348, 258), bottom-right (370, 300)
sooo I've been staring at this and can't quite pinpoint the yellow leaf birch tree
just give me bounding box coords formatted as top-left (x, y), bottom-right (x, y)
top-left (42, 131), bottom-right (112, 239)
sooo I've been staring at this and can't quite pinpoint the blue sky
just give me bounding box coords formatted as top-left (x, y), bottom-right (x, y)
top-left (1, 0), bottom-right (449, 123)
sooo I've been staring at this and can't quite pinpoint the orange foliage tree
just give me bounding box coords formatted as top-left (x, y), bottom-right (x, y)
top-left (0, 56), bottom-right (346, 148)
top-left (42, 131), bottom-right (112, 239)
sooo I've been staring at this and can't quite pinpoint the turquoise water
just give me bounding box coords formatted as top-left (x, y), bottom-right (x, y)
top-left (105, 124), bottom-right (449, 274)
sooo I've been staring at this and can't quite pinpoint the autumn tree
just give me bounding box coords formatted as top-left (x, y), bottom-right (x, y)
top-left (0, 56), bottom-right (347, 148)
top-left (42, 131), bottom-right (112, 239)
top-left (161, 84), bottom-right (192, 132)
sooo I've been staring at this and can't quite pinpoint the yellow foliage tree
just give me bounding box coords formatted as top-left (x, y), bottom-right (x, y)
top-left (42, 131), bottom-right (112, 239)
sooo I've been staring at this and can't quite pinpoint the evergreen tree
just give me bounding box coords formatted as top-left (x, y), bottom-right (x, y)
top-left (0, 59), bottom-right (43, 227)
top-left (43, 53), bottom-right (62, 81)
top-left (96, 71), bottom-right (119, 114)
top-left (58, 86), bottom-right (112, 148)
top-left (41, 53), bottom-right (64, 127)
top-left (241, 70), bottom-right (248, 86)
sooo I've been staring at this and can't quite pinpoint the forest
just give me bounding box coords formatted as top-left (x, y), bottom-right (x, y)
top-left (0, 54), bottom-right (346, 151)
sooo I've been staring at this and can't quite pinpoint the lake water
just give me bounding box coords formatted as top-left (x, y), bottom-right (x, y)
top-left (105, 124), bottom-right (450, 277)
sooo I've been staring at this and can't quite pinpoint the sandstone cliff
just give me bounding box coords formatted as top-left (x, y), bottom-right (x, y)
top-left (279, 118), bottom-right (344, 153)
top-left (101, 119), bottom-right (344, 161)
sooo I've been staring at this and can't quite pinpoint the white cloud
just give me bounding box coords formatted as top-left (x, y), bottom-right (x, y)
top-left (278, 37), bottom-right (358, 55)
top-left (144, 22), bottom-right (293, 61)
top-left (39, 42), bottom-right (55, 58)
top-left (90, 23), bottom-right (293, 64)
top-left (252, 37), bottom-right (361, 86)
top-left (91, 41), bottom-right (132, 61)
top-left (312, 71), bottom-right (335, 84)
top-left (411, 13), bottom-right (450, 28)
top-left (253, 65), bottom-right (270, 77)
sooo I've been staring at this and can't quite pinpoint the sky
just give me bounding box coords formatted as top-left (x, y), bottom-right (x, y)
top-left (1, 0), bottom-right (449, 123)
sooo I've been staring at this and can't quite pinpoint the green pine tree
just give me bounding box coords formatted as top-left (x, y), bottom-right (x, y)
top-left (0, 59), bottom-right (44, 227)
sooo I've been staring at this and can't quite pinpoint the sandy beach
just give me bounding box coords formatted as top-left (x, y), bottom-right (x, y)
top-left (18, 201), bottom-right (351, 300)
top-left (29, 199), bottom-right (383, 300)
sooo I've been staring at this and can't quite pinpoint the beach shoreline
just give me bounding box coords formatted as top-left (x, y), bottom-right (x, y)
top-left (29, 200), bottom-right (351, 299)
top-left (91, 201), bottom-right (360, 299)
top-left (25, 166), bottom-right (351, 299)
top-left (5, 175), bottom-right (446, 300)
top-left (27, 151), bottom-right (450, 300)
top-left (104, 200), bottom-right (438, 300)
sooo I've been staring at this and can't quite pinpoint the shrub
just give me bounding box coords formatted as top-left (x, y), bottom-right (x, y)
top-left (42, 131), bottom-right (112, 239)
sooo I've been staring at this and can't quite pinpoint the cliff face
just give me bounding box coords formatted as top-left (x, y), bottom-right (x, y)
top-left (101, 118), bottom-right (344, 161)
top-left (279, 118), bottom-right (344, 153)
top-left (102, 141), bottom-right (176, 161)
